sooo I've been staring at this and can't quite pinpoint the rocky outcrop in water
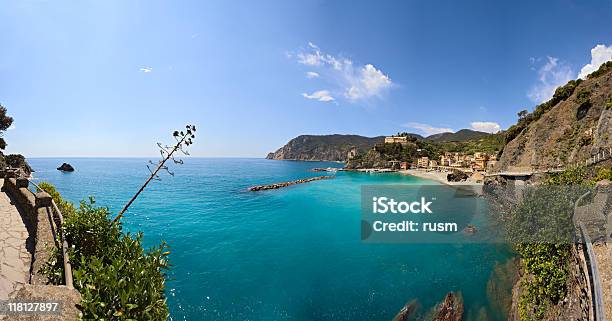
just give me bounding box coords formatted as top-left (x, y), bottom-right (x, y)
top-left (428, 292), bottom-right (464, 321)
top-left (57, 163), bottom-right (75, 172)
top-left (392, 300), bottom-right (418, 321)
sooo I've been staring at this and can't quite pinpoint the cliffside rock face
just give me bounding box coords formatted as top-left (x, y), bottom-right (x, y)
top-left (497, 68), bottom-right (612, 171)
top-left (266, 134), bottom-right (383, 162)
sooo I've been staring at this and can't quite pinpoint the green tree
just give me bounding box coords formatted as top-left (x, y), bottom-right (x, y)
top-left (0, 104), bottom-right (15, 150)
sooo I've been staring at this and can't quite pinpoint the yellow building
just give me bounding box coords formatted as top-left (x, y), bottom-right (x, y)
top-left (417, 157), bottom-right (429, 168)
top-left (384, 136), bottom-right (408, 144)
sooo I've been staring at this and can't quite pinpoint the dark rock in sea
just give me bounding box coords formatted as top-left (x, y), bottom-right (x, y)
top-left (392, 299), bottom-right (418, 321)
top-left (57, 163), bottom-right (75, 172)
top-left (427, 292), bottom-right (464, 321)
top-left (463, 225), bottom-right (477, 234)
top-left (447, 170), bottom-right (468, 182)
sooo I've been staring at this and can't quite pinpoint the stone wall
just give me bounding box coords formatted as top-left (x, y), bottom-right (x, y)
top-left (1, 177), bottom-right (81, 320)
top-left (1, 178), bottom-right (60, 285)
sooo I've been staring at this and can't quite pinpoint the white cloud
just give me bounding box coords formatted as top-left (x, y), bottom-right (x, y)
top-left (470, 121), bottom-right (501, 133)
top-left (302, 90), bottom-right (335, 102)
top-left (294, 42), bottom-right (393, 102)
top-left (578, 44), bottom-right (612, 79)
top-left (8, 124), bottom-right (16, 130)
top-left (306, 71), bottom-right (319, 79)
top-left (345, 64), bottom-right (392, 100)
top-left (403, 122), bottom-right (453, 136)
top-left (527, 56), bottom-right (573, 103)
top-left (139, 67), bottom-right (153, 73)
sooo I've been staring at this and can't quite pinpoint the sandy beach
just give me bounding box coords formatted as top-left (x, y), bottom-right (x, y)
top-left (399, 169), bottom-right (484, 194)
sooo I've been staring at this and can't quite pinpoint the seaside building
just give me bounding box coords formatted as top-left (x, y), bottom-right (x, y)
top-left (438, 151), bottom-right (499, 172)
top-left (417, 157), bottom-right (429, 168)
top-left (384, 136), bottom-right (408, 144)
top-left (429, 160), bottom-right (438, 168)
top-left (471, 152), bottom-right (489, 171)
top-left (487, 160), bottom-right (498, 171)
top-left (347, 148), bottom-right (357, 160)
top-left (440, 153), bottom-right (452, 166)
top-left (400, 162), bottom-right (409, 170)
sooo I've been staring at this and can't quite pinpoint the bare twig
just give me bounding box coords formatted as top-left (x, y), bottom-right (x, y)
top-left (112, 125), bottom-right (196, 223)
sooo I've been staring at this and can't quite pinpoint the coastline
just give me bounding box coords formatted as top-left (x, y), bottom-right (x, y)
top-left (399, 169), bottom-right (484, 195)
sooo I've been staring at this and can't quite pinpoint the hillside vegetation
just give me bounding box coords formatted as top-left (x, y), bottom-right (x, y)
top-left (496, 61), bottom-right (612, 171)
top-left (267, 130), bottom-right (501, 163)
top-left (266, 134), bottom-right (384, 162)
top-left (426, 129), bottom-right (491, 142)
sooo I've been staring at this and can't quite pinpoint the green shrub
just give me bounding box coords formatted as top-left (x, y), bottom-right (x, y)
top-left (517, 243), bottom-right (570, 321)
top-left (511, 167), bottom-right (592, 320)
top-left (593, 167), bottom-right (612, 183)
top-left (37, 182), bottom-right (75, 215)
top-left (575, 89), bottom-right (591, 106)
top-left (38, 183), bottom-right (170, 320)
top-left (544, 165), bottom-right (589, 186)
top-left (587, 60), bottom-right (612, 79)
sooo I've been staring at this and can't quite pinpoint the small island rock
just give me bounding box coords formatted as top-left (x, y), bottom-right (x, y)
top-left (57, 163), bottom-right (75, 172)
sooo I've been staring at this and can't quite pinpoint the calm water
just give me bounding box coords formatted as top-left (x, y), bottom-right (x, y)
top-left (27, 158), bottom-right (513, 321)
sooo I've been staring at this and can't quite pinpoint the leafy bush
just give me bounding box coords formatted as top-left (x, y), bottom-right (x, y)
top-left (38, 183), bottom-right (170, 320)
top-left (37, 182), bottom-right (75, 214)
top-left (586, 60), bottom-right (612, 79)
top-left (593, 166), bottom-right (612, 183)
top-left (575, 88), bottom-right (591, 106)
top-left (544, 165), bottom-right (588, 186)
top-left (511, 167), bottom-right (591, 320)
top-left (517, 243), bottom-right (570, 321)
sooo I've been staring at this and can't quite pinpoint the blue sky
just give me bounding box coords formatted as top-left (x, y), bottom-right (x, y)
top-left (1, 0), bottom-right (612, 157)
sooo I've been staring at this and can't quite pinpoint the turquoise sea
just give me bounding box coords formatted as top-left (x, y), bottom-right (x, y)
top-left (27, 158), bottom-right (514, 321)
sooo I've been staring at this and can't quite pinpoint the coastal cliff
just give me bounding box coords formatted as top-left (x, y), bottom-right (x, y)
top-left (496, 62), bottom-right (612, 171)
top-left (491, 62), bottom-right (612, 321)
top-left (266, 134), bottom-right (384, 162)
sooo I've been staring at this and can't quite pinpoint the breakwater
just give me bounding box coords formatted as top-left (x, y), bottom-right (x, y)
top-left (249, 175), bottom-right (334, 191)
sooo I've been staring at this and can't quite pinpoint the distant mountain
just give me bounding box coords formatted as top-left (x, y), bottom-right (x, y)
top-left (266, 134), bottom-right (385, 162)
top-left (426, 129), bottom-right (491, 142)
top-left (265, 130), bottom-right (494, 162)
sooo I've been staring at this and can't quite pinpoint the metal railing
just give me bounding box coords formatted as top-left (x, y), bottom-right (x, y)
top-left (24, 177), bottom-right (74, 289)
top-left (585, 147), bottom-right (612, 167)
top-left (574, 191), bottom-right (606, 321)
